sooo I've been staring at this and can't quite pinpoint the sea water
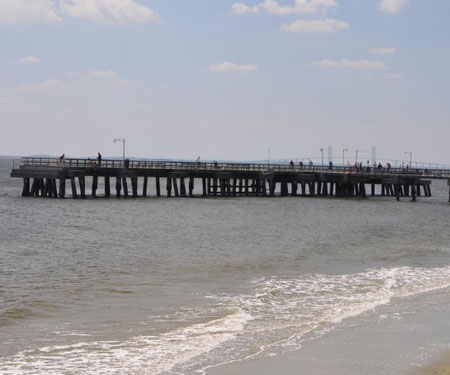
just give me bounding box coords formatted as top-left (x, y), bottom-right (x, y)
top-left (1, 157), bottom-right (450, 374)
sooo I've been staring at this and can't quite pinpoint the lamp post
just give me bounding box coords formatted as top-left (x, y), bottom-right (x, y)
top-left (114, 138), bottom-right (126, 161)
top-left (320, 148), bottom-right (324, 168)
top-left (404, 151), bottom-right (412, 168)
top-left (356, 149), bottom-right (364, 164)
top-left (342, 148), bottom-right (348, 167)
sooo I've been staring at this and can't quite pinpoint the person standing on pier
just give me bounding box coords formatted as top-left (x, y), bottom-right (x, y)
top-left (58, 154), bottom-right (65, 166)
top-left (97, 153), bottom-right (102, 167)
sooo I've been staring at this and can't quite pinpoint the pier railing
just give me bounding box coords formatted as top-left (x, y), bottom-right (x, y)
top-left (18, 157), bottom-right (450, 178)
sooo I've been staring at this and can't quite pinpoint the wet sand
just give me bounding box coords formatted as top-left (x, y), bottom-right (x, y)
top-left (206, 289), bottom-right (450, 375)
top-left (417, 353), bottom-right (450, 375)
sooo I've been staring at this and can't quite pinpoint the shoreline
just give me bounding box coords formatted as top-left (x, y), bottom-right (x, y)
top-left (206, 287), bottom-right (450, 375)
top-left (417, 352), bottom-right (450, 375)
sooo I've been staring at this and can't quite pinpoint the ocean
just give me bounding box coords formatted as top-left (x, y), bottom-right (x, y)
top-left (1, 156), bottom-right (450, 374)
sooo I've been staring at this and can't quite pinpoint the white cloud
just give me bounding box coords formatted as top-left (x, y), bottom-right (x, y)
top-left (232, 0), bottom-right (337, 16)
top-left (0, 0), bottom-right (61, 24)
top-left (18, 78), bottom-right (67, 91)
top-left (387, 73), bottom-right (402, 79)
top-left (209, 62), bottom-right (258, 73)
top-left (379, 0), bottom-right (409, 13)
top-left (312, 58), bottom-right (387, 70)
top-left (280, 18), bottom-right (349, 32)
top-left (13, 56), bottom-right (43, 64)
top-left (18, 70), bottom-right (127, 91)
top-left (231, 3), bottom-right (259, 15)
top-left (59, 0), bottom-right (158, 24)
top-left (369, 47), bottom-right (396, 55)
top-left (88, 70), bottom-right (119, 79)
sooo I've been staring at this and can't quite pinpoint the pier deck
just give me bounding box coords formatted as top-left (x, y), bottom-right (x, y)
top-left (10, 157), bottom-right (448, 202)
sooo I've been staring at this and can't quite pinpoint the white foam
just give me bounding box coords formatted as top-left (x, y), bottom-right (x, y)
top-left (2, 266), bottom-right (450, 375)
top-left (0, 310), bottom-right (251, 375)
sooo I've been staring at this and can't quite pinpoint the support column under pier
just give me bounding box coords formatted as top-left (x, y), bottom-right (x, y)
top-left (142, 177), bottom-right (148, 197)
top-left (116, 177), bottom-right (122, 198)
top-left (59, 178), bottom-right (66, 198)
top-left (131, 177), bottom-right (138, 198)
top-left (22, 178), bottom-right (30, 197)
top-left (166, 177), bottom-right (172, 197)
top-left (105, 176), bottom-right (110, 197)
top-left (71, 177), bottom-right (78, 198)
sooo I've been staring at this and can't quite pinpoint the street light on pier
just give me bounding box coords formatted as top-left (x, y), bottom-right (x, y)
top-left (342, 148), bottom-right (348, 167)
top-left (356, 149), bottom-right (365, 164)
top-left (114, 138), bottom-right (126, 161)
top-left (404, 151), bottom-right (412, 168)
top-left (320, 148), bottom-right (324, 167)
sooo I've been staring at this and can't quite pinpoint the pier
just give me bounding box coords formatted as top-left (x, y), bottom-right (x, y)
top-left (10, 157), bottom-right (450, 202)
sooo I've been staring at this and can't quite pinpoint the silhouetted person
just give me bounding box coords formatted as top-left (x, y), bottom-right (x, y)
top-left (97, 153), bottom-right (102, 167)
top-left (58, 154), bottom-right (65, 166)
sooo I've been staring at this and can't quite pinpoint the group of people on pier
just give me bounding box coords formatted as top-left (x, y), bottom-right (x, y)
top-left (58, 153), bottom-right (102, 167)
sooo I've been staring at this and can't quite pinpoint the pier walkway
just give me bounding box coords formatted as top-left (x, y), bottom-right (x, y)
top-left (10, 157), bottom-right (450, 202)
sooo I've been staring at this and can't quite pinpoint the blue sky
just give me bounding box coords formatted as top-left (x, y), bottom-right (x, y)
top-left (0, 0), bottom-right (449, 164)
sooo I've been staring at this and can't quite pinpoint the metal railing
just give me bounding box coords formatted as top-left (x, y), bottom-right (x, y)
top-left (17, 157), bottom-right (450, 178)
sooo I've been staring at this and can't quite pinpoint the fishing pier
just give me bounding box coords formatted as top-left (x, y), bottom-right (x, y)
top-left (10, 157), bottom-right (450, 202)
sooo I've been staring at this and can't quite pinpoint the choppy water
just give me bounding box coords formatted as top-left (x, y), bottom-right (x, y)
top-left (1, 157), bottom-right (450, 374)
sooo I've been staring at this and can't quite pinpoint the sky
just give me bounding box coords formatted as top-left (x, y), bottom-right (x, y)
top-left (0, 0), bottom-right (449, 164)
